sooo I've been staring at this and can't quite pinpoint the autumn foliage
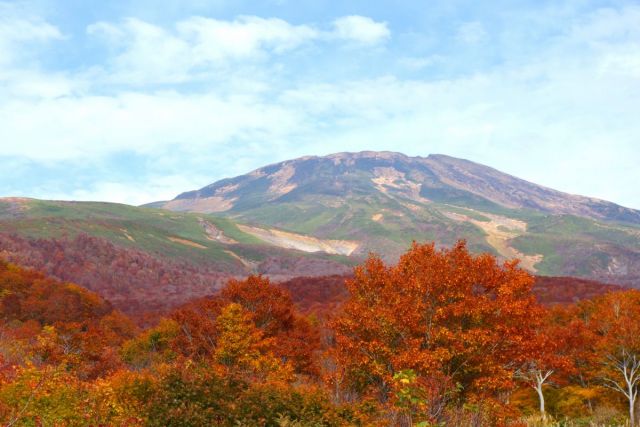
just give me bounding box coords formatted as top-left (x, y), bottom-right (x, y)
top-left (0, 241), bottom-right (639, 426)
top-left (0, 232), bottom-right (230, 317)
top-left (329, 241), bottom-right (544, 423)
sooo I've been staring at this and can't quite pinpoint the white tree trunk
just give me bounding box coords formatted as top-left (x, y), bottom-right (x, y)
top-left (535, 381), bottom-right (545, 415)
top-left (533, 370), bottom-right (553, 417)
top-left (516, 366), bottom-right (553, 418)
top-left (602, 350), bottom-right (640, 427)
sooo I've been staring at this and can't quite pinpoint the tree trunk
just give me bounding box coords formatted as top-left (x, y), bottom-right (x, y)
top-left (535, 381), bottom-right (545, 416)
top-left (603, 351), bottom-right (640, 427)
top-left (628, 374), bottom-right (636, 426)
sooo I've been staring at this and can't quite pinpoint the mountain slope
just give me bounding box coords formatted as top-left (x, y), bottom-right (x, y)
top-left (162, 152), bottom-right (640, 224)
top-left (0, 198), bottom-right (350, 270)
top-left (1, 151), bottom-right (639, 314)
top-left (154, 151), bottom-right (640, 285)
top-left (0, 198), bottom-right (352, 313)
top-left (423, 154), bottom-right (640, 223)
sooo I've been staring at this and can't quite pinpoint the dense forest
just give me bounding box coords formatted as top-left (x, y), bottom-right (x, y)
top-left (1, 241), bottom-right (639, 426)
top-left (0, 233), bottom-right (231, 316)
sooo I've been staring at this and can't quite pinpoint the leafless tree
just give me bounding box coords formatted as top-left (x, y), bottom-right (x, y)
top-left (516, 362), bottom-right (554, 416)
top-left (602, 349), bottom-right (640, 427)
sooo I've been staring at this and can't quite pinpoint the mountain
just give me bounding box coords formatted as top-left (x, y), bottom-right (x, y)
top-left (1, 151), bottom-right (639, 314)
top-left (0, 198), bottom-right (351, 314)
top-left (154, 151), bottom-right (640, 285)
top-left (163, 152), bottom-right (640, 223)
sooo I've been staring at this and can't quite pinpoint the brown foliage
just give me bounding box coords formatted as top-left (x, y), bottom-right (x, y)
top-left (169, 275), bottom-right (321, 376)
top-left (0, 259), bottom-right (137, 379)
top-left (0, 233), bottom-right (230, 317)
top-left (330, 241), bottom-right (542, 421)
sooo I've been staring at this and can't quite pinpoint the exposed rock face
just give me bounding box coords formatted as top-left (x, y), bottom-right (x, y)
top-left (237, 224), bottom-right (359, 256)
top-left (163, 196), bottom-right (236, 213)
top-left (442, 210), bottom-right (543, 272)
top-left (161, 151), bottom-right (640, 224)
top-left (0, 197), bottom-right (32, 216)
top-left (267, 163), bottom-right (297, 199)
top-left (422, 155), bottom-right (640, 223)
top-left (199, 218), bottom-right (237, 244)
top-left (148, 151), bottom-right (640, 286)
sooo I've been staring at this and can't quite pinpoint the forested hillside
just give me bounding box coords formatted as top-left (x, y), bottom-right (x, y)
top-left (1, 243), bottom-right (639, 426)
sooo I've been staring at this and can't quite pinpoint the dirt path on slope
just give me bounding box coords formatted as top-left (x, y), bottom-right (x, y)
top-left (442, 209), bottom-right (543, 272)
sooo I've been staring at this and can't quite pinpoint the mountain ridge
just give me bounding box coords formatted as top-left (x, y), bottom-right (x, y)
top-left (1, 151), bottom-right (639, 310)
top-left (158, 151), bottom-right (640, 224)
top-left (146, 151), bottom-right (640, 286)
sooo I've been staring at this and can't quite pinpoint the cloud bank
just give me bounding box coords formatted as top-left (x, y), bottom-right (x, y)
top-left (0, 1), bottom-right (639, 209)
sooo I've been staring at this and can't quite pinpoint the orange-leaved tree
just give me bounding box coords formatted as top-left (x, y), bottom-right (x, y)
top-left (580, 290), bottom-right (640, 426)
top-left (214, 303), bottom-right (292, 382)
top-left (330, 241), bottom-right (541, 422)
top-left (515, 308), bottom-right (575, 417)
top-left (221, 276), bottom-right (321, 376)
top-left (170, 275), bottom-right (320, 376)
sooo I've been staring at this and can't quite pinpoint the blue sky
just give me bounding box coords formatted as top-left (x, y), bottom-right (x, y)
top-left (1, 0), bottom-right (639, 208)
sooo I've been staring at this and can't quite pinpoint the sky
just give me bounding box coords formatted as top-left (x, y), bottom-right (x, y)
top-left (0, 0), bottom-right (639, 208)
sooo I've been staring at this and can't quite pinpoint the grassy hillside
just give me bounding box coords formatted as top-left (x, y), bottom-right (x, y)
top-left (0, 198), bottom-right (355, 276)
top-left (0, 198), bottom-right (296, 269)
top-left (2, 195), bottom-right (639, 290)
top-left (228, 190), bottom-right (640, 284)
top-left (510, 214), bottom-right (640, 282)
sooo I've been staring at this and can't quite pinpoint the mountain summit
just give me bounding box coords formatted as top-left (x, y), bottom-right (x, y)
top-left (1, 152), bottom-right (639, 312)
top-left (151, 151), bottom-right (640, 285)
top-left (160, 151), bottom-right (640, 224)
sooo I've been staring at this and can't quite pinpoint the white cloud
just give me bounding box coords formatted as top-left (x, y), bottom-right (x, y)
top-left (0, 89), bottom-right (303, 161)
top-left (49, 176), bottom-right (209, 206)
top-left (88, 16), bottom-right (319, 84)
top-left (0, 3), bottom-right (72, 102)
top-left (1, 4), bottom-right (639, 209)
top-left (567, 6), bottom-right (640, 43)
top-left (0, 3), bottom-right (63, 66)
top-left (2, 70), bottom-right (76, 99)
top-left (455, 21), bottom-right (487, 45)
top-left (88, 19), bottom-right (193, 84)
top-left (331, 15), bottom-right (390, 45)
top-left (87, 15), bottom-right (389, 84)
top-left (178, 16), bottom-right (318, 56)
top-left (398, 55), bottom-right (444, 70)
top-left (274, 5), bottom-right (640, 208)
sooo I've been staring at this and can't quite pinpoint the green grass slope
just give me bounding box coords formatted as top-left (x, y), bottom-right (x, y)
top-left (0, 198), bottom-right (352, 274)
